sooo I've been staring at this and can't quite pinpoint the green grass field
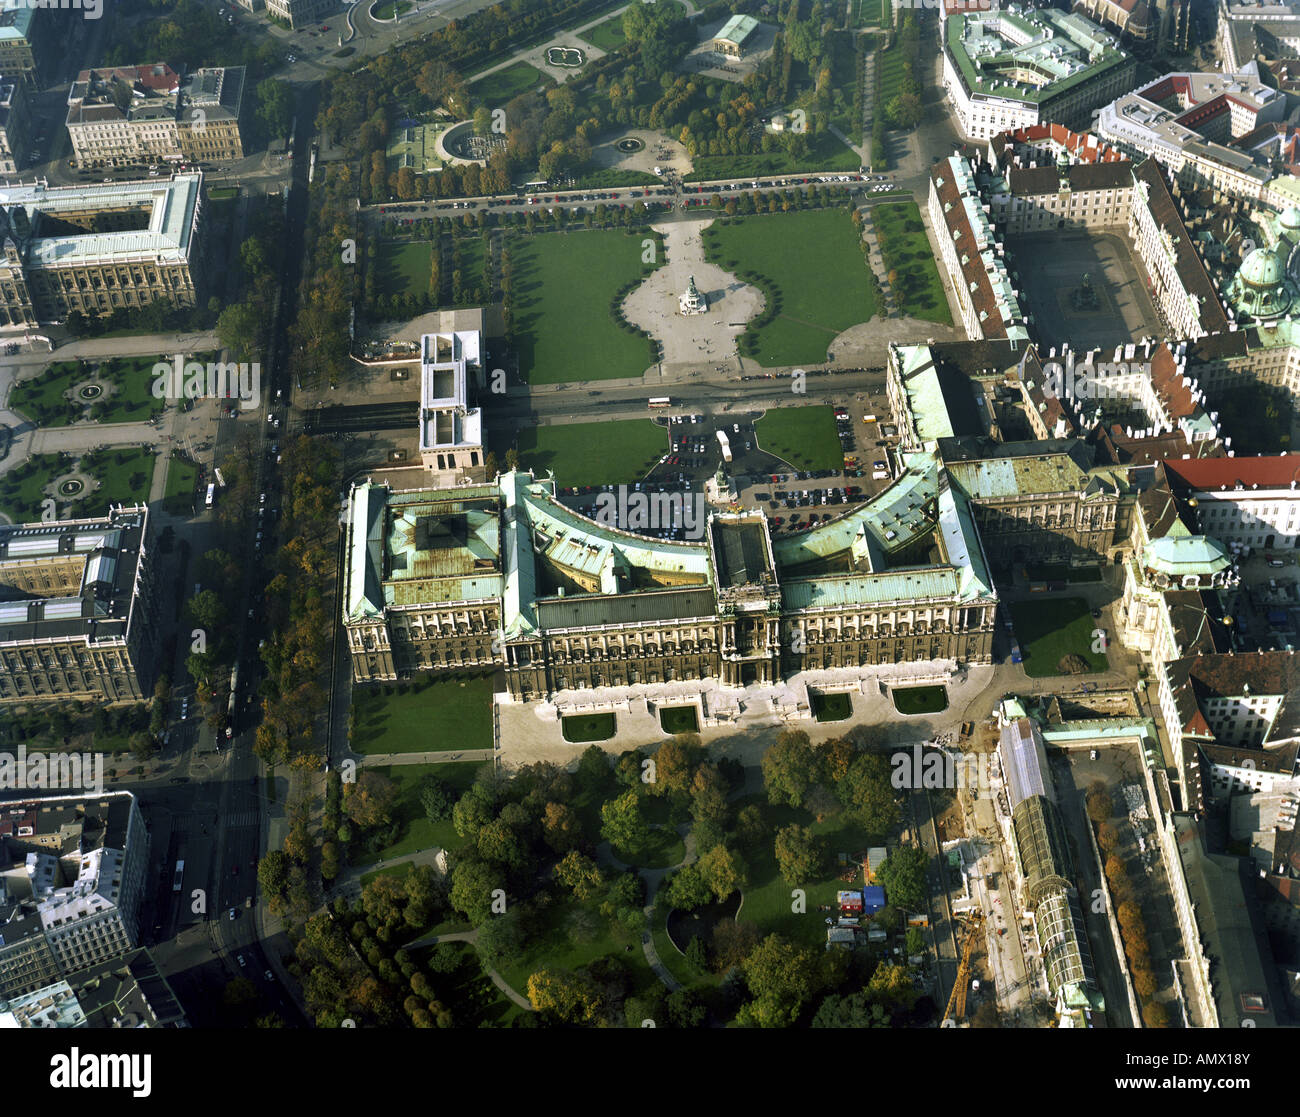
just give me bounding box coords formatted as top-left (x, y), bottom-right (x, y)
top-left (472, 61), bottom-right (552, 105)
top-left (659, 705), bottom-right (699, 734)
top-left (162, 456), bottom-right (200, 515)
top-left (873, 201), bottom-right (952, 325)
top-left (687, 131), bottom-right (860, 181)
top-left (730, 795), bottom-right (874, 950)
top-left (703, 209), bottom-right (875, 365)
top-left (1009, 596), bottom-right (1109, 678)
top-left (493, 893), bottom-right (657, 1008)
top-left (513, 419), bottom-right (667, 486)
top-left (561, 713), bottom-right (616, 743)
top-left (755, 406), bottom-right (845, 472)
top-left (371, 760), bottom-right (491, 862)
top-left (877, 32), bottom-right (908, 105)
top-left (2, 447), bottom-right (161, 525)
top-left (811, 692), bottom-right (853, 722)
top-left (351, 675), bottom-right (495, 755)
top-left (9, 356), bottom-right (169, 427)
top-left (373, 0), bottom-right (413, 17)
top-left (891, 685), bottom-right (948, 715)
top-left (582, 12), bottom-right (627, 51)
top-left (512, 229), bottom-right (660, 383)
top-left (852, 0), bottom-right (888, 26)
top-left (372, 240), bottom-right (434, 298)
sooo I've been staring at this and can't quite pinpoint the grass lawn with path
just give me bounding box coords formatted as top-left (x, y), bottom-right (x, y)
top-left (412, 941), bottom-right (522, 1027)
top-left (687, 131), bottom-right (860, 181)
top-left (561, 712), bottom-right (616, 743)
top-left (513, 418), bottom-right (666, 486)
top-left (581, 12), bottom-right (627, 51)
top-left (703, 208), bottom-right (876, 366)
top-left (1009, 596), bottom-right (1108, 678)
top-left (873, 201), bottom-right (952, 325)
top-left (371, 760), bottom-right (491, 862)
top-left (512, 228), bottom-right (661, 384)
top-left (10, 354), bottom-right (182, 427)
top-left (351, 674), bottom-right (494, 755)
top-left (493, 893), bottom-right (657, 1005)
top-left (732, 796), bottom-right (875, 949)
top-left (471, 61), bottom-right (553, 105)
top-left (755, 406), bottom-right (845, 472)
top-left (891, 685), bottom-right (948, 715)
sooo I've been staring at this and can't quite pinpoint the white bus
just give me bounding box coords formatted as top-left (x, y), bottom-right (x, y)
top-left (205, 483), bottom-right (215, 508)
top-left (648, 397), bottom-right (672, 409)
top-left (172, 860), bottom-right (185, 892)
top-left (716, 430), bottom-right (732, 462)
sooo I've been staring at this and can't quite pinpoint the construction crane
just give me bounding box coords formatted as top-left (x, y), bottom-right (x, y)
top-left (942, 911), bottom-right (984, 1027)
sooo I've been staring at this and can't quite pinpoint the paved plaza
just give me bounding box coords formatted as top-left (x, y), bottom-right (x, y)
top-left (622, 218), bottom-right (764, 370)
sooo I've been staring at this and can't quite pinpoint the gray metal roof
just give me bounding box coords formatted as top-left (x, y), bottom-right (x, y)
top-left (536, 587), bottom-right (717, 631)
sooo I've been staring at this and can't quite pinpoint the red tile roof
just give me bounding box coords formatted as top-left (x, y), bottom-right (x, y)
top-left (1163, 456), bottom-right (1300, 492)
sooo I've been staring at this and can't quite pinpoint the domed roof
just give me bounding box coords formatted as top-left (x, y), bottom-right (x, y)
top-left (1279, 206), bottom-right (1300, 234)
top-left (1239, 246), bottom-right (1286, 289)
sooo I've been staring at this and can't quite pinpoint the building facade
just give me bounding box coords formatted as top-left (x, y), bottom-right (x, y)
top-left (0, 71), bottom-right (28, 174)
top-left (343, 462), bottom-right (1000, 702)
top-left (942, 8), bottom-right (1136, 141)
top-left (0, 793), bottom-right (150, 999)
top-left (0, 506), bottom-right (160, 705)
top-left (66, 64), bottom-right (246, 169)
top-left (0, 174), bottom-right (207, 328)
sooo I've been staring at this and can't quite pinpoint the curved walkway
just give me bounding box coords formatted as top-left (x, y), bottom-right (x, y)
top-left (598, 822), bottom-right (697, 992)
top-left (404, 926), bottom-right (536, 1012)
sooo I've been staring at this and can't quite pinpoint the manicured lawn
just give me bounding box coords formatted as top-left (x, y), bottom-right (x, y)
top-left (658, 705), bottom-right (699, 734)
top-left (755, 406), bottom-right (845, 472)
top-left (732, 795), bottom-right (874, 950)
top-left (208, 185), bottom-right (240, 200)
top-left (561, 713), bottom-right (616, 743)
top-left (582, 12), bottom-right (627, 51)
top-left (687, 131), bottom-right (860, 181)
top-left (572, 168), bottom-right (659, 190)
top-left (511, 229), bottom-right (661, 383)
top-left (493, 894), bottom-right (656, 1005)
top-left (471, 61), bottom-right (552, 105)
top-left (373, 0), bottom-right (412, 17)
top-left (873, 201), bottom-right (952, 325)
top-left (811, 691), bottom-right (853, 722)
top-left (852, 0), bottom-right (888, 26)
top-left (162, 456), bottom-right (200, 515)
top-left (372, 760), bottom-right (491, 861)
top-left (513, 418), bottom-right (666, 486)
top-left (891, 685), bottom-right (948, 715)
top-left (372, 240), bottom-right (434, 298)
top-left (650, 897), bottom-right (716, 987)
top-left (611, 825), bottom-right (685, 870)
top-left (360, 861), bottom-right (416, 888)
top-left (703, 209), bottom-right (875, 365)
top-left (1009, 596), bottom-right (1109, 678)
top-left (351, 674), bottom-right (495, 755)
top-left (9, 355), bottom-right (171, 427)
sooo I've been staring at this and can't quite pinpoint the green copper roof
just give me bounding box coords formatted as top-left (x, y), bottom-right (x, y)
top-left (1142, 520), bottom-right (1231, 576)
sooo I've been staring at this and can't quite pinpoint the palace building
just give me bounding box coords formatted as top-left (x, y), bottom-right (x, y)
top-left (0, 174), bottom-right (207, 328)
top-left (342, 460), bottom-right (1001, 702)
top-left (0, 506), bottom-right (160, 705)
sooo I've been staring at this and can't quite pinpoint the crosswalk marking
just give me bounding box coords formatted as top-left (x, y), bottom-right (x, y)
top-left (225, 811), bottom-right (259, 829)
